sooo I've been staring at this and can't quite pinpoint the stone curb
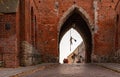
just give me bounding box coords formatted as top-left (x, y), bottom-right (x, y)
top-left (96, 64), bottom-right (120, 73)
top-left (10, 66), bottom-right (45, 77)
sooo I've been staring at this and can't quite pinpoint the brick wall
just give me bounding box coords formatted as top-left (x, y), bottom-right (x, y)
top-left (34, 0), bottom-right (119, 63)
top-left (35, 0), bottom-right (94, 62)
top-left (94, 0), bottom-right (116, 54)
top-left (110, 0), bottom-right (120, 63)
top-left (0, 14), bottom-right (19, 67)
top-left (0, 0), bottom-right (40, 67)
top-left (91, 0), bottom-right (120, 63)
top-left (0, 0), bottom-right (120, 67)
top-left (116, 1), bottom-right (120, 51)
top-left (19, 0), bottom-right (41, 66)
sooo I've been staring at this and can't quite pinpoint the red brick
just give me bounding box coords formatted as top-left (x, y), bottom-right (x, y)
top-left (0, 0), bottom-right (120, 67)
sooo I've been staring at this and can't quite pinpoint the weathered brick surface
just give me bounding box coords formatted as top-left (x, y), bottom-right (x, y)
top-left (20, 41), bottom-right (41, 66)
top-left (35, 0), bottom-right (120, 63)
top-left (92, 0), bottom-right (120, 62)
top-left (19, 0), bottom-right (40, 66)
top-left (94, 1), bottom-right (117, 55)
top-left (0, 0), bottom-right (120, 67)
top-left (35, 0), bottom-right (94, 62)
top-left (116, 1), bottom-right (120, 51)
top-left (0, 47), bottom-right (3, 61)
top-left (0, 14), bottom-right (19, 67)
top-left (3, 53), bottom-right (19, 67)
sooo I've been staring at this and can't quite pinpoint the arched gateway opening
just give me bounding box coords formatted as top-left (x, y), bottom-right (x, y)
top-left (59, 7), bottom-right (93, 63)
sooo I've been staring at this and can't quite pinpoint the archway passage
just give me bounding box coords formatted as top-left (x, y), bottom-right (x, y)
top-left (59, 8), bottom-right (92, 63)
top-left (59, 28), bottom-right (83, 63)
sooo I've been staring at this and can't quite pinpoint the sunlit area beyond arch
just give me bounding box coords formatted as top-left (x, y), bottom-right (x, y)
top-left (59, 28), bottom-right (83, 64)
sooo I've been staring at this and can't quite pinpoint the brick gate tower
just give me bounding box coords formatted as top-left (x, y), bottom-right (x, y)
top-left (0, 0), bottom-right (120, 67)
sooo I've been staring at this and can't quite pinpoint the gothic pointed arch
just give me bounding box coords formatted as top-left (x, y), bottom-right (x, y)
top-left (58, 5), bottom-right (93, 63)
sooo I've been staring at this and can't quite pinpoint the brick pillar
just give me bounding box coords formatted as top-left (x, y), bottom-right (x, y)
top-left (20, 41), bottom-right (41, 66)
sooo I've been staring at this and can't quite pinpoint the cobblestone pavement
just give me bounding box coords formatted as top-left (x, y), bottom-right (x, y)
top-left (21, 64), bottom-right (120, 77)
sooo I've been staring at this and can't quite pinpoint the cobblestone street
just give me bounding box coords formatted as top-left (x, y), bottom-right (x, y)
top-left (21, 64), bottom-right (120, 77)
